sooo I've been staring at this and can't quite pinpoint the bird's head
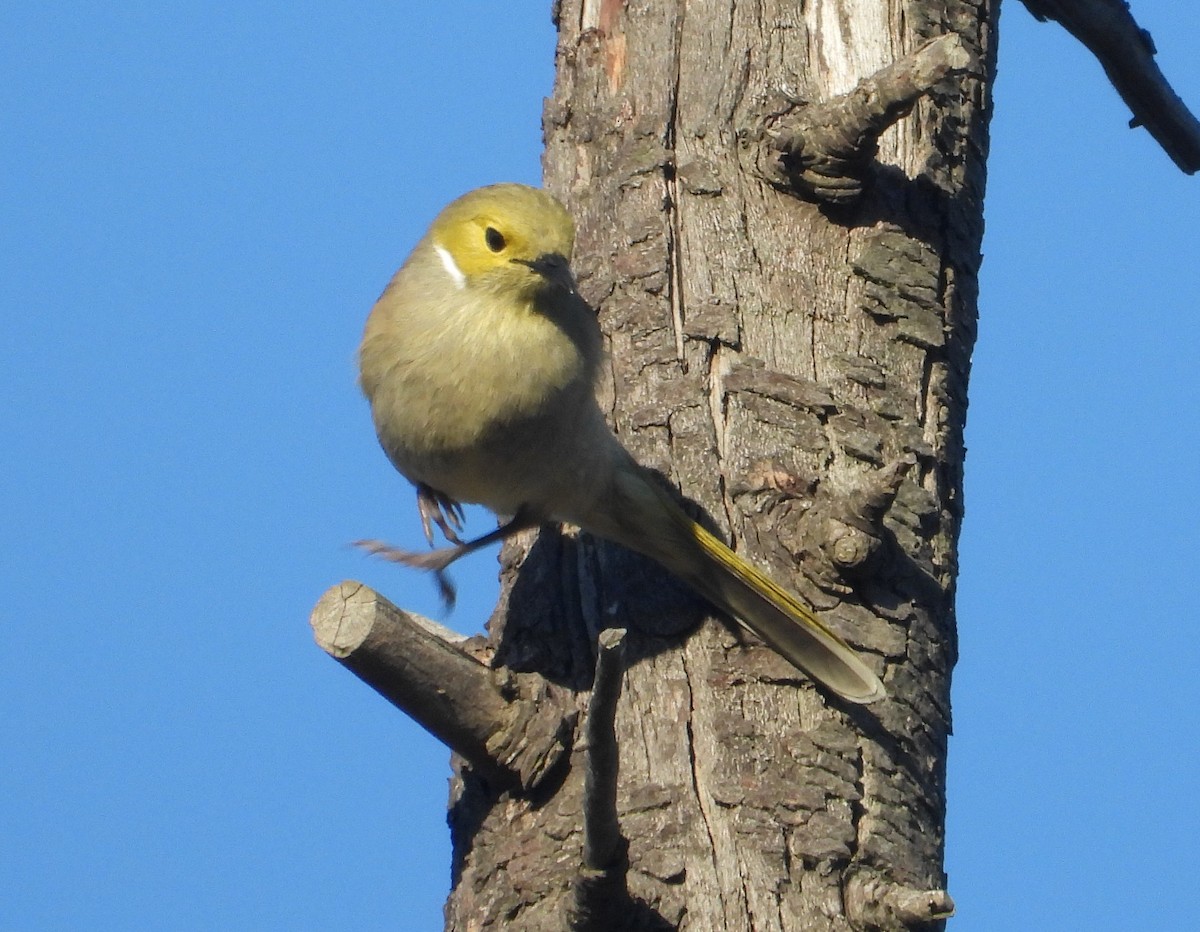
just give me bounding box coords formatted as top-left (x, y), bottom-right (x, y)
top-left (427, 184), bottom-right (578, 299)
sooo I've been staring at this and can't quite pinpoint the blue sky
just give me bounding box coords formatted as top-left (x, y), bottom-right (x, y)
top-left (3, 3), bottom-right (1197, 930)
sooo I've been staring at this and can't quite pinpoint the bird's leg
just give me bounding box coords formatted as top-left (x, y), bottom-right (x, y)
top-left (415, 483), bottom-right (466, 546)
top-left (354, 507), bottom-right (540, 608)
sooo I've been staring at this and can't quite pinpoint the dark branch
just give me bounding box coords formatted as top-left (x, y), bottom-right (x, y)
top-left (310, 581), bottom-right (575, 791)
top-left (582, 628), bottom-right (627, 869)
top-left (764, 33), bottom-right (975, 204)
top-left (569, 628), bottom-right (633, 931)
top-left (1023, 0), bottom-right (1200, 173)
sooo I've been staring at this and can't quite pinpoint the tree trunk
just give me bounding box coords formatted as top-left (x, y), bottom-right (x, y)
top-left (308, 1), bottom-right (1200, 926)
top-left (433, 1), bottom-right (993, 928)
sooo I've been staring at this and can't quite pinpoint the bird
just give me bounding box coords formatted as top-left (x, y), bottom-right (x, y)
top-left (355, 183), bottom-right (885, 704)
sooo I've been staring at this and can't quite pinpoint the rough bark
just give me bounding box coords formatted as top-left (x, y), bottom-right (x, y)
top-left (440, 1), bottom-right (993, 928)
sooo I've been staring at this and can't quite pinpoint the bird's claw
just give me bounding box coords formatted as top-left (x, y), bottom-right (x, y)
top-left (416, 484), bottom-right (466, 546)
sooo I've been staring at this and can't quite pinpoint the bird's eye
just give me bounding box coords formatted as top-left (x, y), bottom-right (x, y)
top-left (484, 227), bottom-right (506, 253)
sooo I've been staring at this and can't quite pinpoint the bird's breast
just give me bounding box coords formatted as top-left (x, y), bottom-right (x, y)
top-left (360, 285), bottom-right (601, 510)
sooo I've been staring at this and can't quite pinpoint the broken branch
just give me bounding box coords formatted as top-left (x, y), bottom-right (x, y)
top-left (844, 870), bottom-right (955, 928)
top-left (582, 627), bottom-right (628, 869)
top-left (568, 628), bottom-right (632, 931)
top-left (765, 33), bottom-right (975, 204)
top-left (1023, 0), bottom-right (1200, 173)
top-left (310, 581), bottom-right (575, 790)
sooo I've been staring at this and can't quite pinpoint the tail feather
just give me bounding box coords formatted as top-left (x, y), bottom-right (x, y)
top-left (677, 513), bottom-right (886, 703)
top-left (593, 467), bottom-right (886, 704)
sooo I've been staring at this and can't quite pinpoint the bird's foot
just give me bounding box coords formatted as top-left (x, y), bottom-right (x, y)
top-left (353, 538), bottom-right (459, 607)
top-left (416, 484), bottom-right (465, 546)
top-left (354, 508), bottom-right (538, 611)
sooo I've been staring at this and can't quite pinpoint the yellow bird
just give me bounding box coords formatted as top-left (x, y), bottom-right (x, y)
top-left (357, 183), bottom-right (885, 704)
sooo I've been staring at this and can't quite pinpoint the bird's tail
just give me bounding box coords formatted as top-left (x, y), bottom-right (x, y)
top-left (593, 465), bottom-right (886, 704)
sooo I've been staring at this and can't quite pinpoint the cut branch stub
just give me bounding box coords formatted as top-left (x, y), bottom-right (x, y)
top-left (843, 868), bottom-right (955, 930)
top-left (764, 33), bottom-right (975, 204)
top-left (749, 453), bottom-right (918, 599)
top-left (721, 358), bottom-right (918, 581)
top-left (310, 581), bottom-right (575, 792)
top-left (821, 454), bottom-right (917, 576)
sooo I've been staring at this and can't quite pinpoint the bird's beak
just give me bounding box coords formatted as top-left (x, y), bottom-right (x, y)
top-left (513, 253), bottom-right (578, 296)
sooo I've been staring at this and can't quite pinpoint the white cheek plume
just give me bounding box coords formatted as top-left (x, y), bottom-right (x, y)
top-left (433, 244), bottom-right (467, 290)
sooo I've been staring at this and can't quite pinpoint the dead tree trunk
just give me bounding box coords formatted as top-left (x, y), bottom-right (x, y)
top-left (481, 1), bottom-right (985, 927)
top-left (328, 1), bottom-right (978, 928)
